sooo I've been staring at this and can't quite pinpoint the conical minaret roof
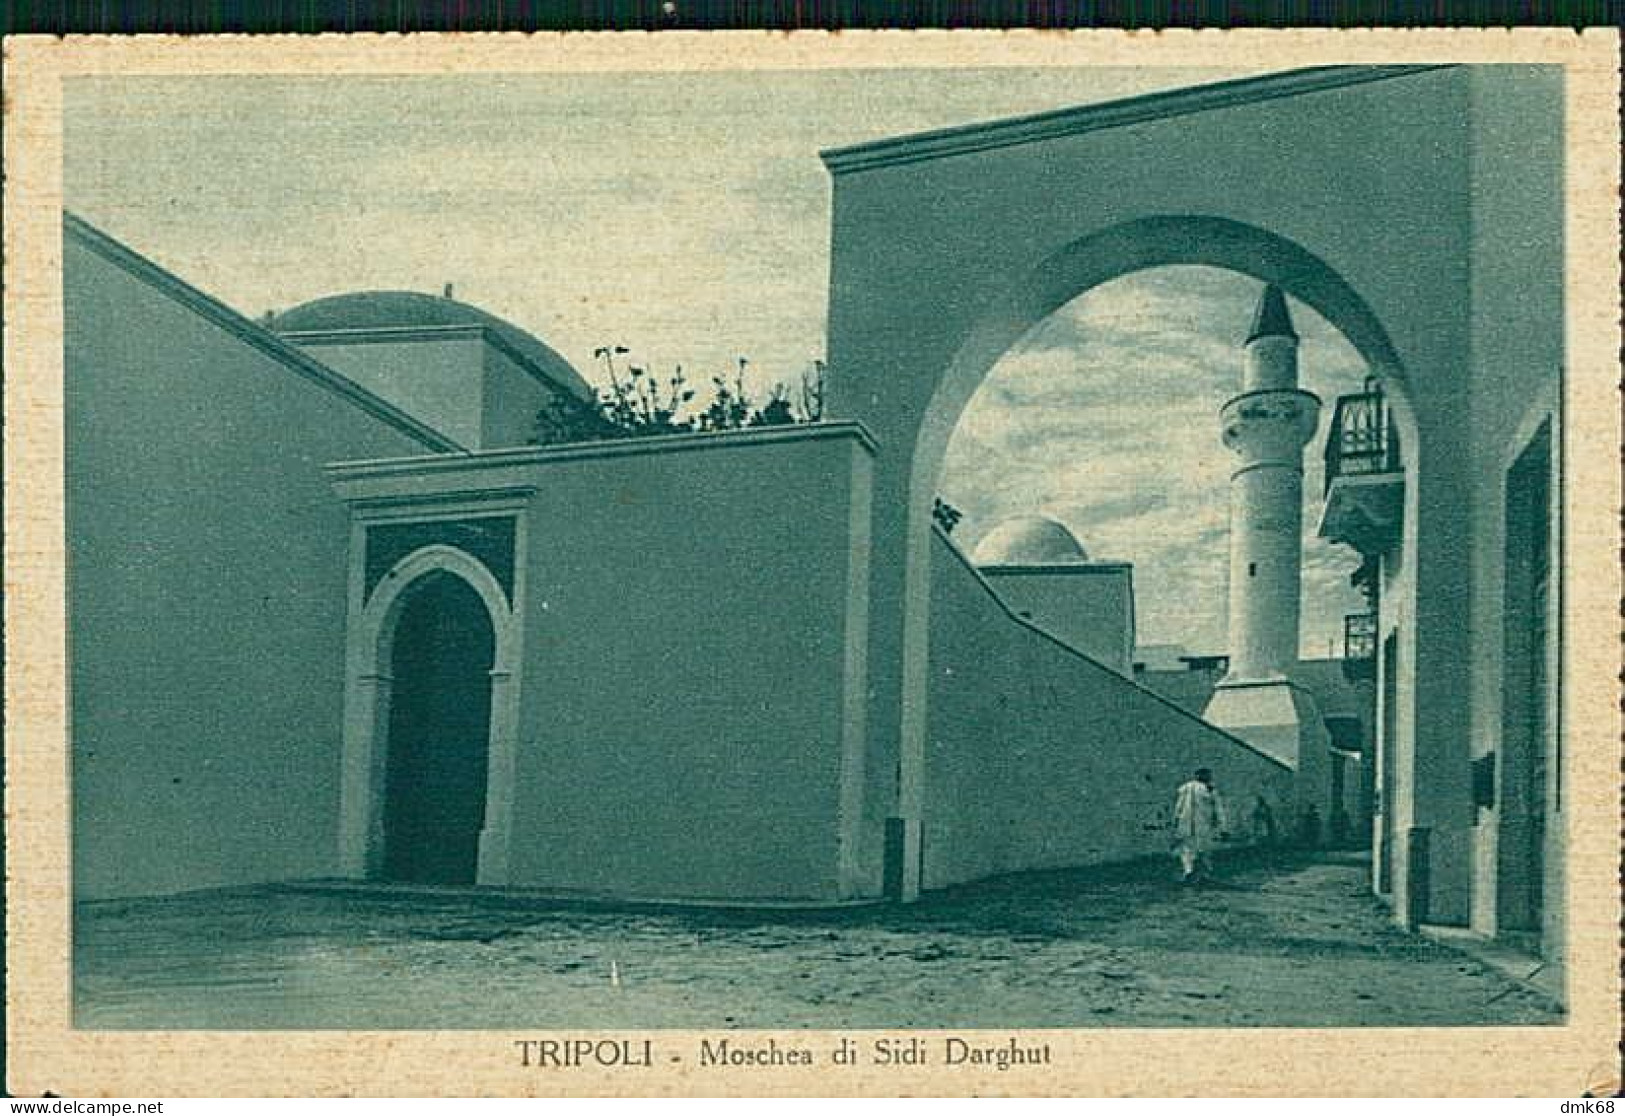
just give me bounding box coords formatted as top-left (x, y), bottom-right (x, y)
top-left (1245, 283), bottom-right (1298, 345)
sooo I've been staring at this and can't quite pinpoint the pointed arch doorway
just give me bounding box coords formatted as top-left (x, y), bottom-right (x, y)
top-left (339, 541), bottom-right (522, 888)
top-left (381, 571), bottom-right (494, 884)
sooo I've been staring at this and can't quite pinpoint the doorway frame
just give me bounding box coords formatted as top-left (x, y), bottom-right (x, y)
top-left (1494, 410), bottom-right (1559, 945)
top-left (338, 519), bottom-right (525, 887)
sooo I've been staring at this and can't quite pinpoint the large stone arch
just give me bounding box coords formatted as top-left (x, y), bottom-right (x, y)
top-left (915, 213), bottom-right (1415, 498)
top-left (821, 65), bottom-right (1480, 903)
top-left (896, 219), bottom-right (1420, 903)
top-left (338, 543), bottom-right (523, 886)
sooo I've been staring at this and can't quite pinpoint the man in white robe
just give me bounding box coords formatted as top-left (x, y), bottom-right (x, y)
top-left (1172, 767), bottom-right (1229, 882)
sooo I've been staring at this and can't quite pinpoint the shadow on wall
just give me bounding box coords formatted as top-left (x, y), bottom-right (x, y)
top-left (924, 529), bottom-right (1295, 891)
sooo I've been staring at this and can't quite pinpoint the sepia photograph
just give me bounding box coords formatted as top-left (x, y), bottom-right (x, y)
top-left (6, 30), bottom-right (1620, 1096)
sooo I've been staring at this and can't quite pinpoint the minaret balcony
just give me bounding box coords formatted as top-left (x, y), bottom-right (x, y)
top-left (1317, 386), bottom-right (1404, 555)
top-left (1219, 388), bottom-right (1321, 454)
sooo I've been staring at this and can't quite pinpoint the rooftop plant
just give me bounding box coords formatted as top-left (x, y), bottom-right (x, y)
top-left (532, 348), bottom-right (824, 445)
top-left (532, 349), bottom-right (962, 534)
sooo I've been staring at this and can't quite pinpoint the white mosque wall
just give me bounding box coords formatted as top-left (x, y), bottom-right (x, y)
top-left (65, 223), bottom-right (448, 901)
top-left (924, 532), bottom-right (1294, 891)
top-left (978, 565), bottom-right (1135, 676)
top-left (490, 427), bottom-right (878, 901)
top-left (286, 332), bottom-right (492, 447)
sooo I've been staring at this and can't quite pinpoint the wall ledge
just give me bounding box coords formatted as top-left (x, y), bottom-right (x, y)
top-left (325, 420), bottom-right (880, 481)
top-left (278, 324), bottom-right (487, 346)
top-left (820, 65), bottom-right (1451, 176)
top-left (981, 562), bottom-right (1133, 576)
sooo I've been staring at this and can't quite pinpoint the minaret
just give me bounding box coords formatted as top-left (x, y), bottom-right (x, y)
top-left (1204, 285), bottom-right (1323, 773)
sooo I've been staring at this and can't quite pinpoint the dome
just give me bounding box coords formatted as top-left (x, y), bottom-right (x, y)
top-left (272, 290), bottom-right (592, 399)
top-left (971, 515), bottom-right (1090, 566)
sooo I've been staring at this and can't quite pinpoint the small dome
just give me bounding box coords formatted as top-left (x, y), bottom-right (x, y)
top-left (972, 515), bottom-right (1090, 566)
top-left (273, 290), bottom-right (592, 399)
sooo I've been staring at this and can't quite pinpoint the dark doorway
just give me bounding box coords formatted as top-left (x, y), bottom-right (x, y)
top-left (1329, 751), bottom-right (1348, 847)
top-left (382, 572), bottom-right (495, 885)
top-left (1377, 630), bottom-right (1398, 895)
top-left (1498, 421), bottom-right (1552, 938)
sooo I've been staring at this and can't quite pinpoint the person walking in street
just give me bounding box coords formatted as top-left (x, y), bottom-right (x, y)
top-left (1250, 794), bottom-right (1278, 847)
top-left (1173, 767), bottom-right (1229, 883)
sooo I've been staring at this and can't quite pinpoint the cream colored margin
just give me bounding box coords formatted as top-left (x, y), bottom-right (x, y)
top-left (5, 29), bottom-right (1619, 1098)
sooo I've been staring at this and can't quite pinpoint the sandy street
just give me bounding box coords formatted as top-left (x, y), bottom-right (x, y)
top-left (74, 850), bottom-right (1559, 1030)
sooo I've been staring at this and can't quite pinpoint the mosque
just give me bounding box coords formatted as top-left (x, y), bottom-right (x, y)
top-left (65, 65), bottom-right (1566, 990)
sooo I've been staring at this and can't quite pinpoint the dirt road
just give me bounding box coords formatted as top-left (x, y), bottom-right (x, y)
top-left (74, 851), bottom-right (1560, 1029)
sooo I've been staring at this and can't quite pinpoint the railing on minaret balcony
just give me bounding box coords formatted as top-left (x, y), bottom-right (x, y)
top-left (1342, 611), bottom-right (1378, 681)
top-left (1323, 378), bottom-right (1401, 496)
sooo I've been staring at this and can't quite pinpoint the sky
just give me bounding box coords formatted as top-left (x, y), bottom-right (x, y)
top-left (64, 66), bottom-right (1367, 659)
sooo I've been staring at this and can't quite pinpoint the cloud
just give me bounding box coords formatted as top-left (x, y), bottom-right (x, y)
top-left (65, 67), bottom-right (1268, 392)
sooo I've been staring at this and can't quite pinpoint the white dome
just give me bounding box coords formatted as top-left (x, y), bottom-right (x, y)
top-left (972, 515), bottom-right (1090, 566)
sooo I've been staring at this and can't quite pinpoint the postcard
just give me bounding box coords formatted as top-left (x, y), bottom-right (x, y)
top-left (5, 28), bottom-right (1620, 1097)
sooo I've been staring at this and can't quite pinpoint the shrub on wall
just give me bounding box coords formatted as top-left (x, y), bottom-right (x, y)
top-left (532, 348), bottom-right (825, 445)
top-left (532, 349), bottom-right (963, 535)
